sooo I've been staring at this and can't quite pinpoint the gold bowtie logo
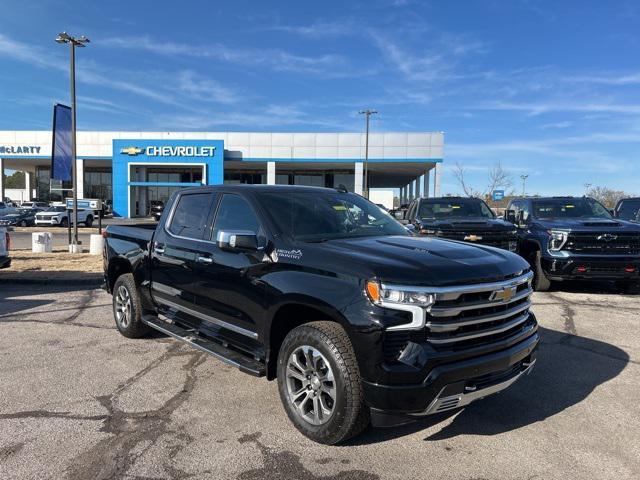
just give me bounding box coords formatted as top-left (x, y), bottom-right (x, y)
top-left (464, 234), bottom-right (483, 242)
top-left (490, 286), bottom-right (517, 302)
top-left (120, 146), bottom-right (144, 156)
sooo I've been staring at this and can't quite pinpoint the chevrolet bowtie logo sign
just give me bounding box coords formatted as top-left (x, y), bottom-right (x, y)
top-left (597, 234), bottom-right (617, 242)
top-left (490, 286), bottom-right (517, 303)
top-left (120, 146), bottom-right (144, 156)
top-left (464, 234), bottom-right (483, 242)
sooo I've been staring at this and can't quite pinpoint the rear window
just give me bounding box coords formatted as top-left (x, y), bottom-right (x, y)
top-left (168, 193), bottom-right (214, 240)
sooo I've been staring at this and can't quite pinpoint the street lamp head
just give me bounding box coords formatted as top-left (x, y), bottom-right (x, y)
top-left (55, 32), bottom-right (70, 43)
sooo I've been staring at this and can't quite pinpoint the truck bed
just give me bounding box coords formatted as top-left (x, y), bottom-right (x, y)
top-left (106, 224), bottom-right (156, 243)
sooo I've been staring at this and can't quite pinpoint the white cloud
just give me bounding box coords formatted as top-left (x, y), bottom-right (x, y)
top-left (101, 35), bottom-right (349, 75)
top-left (176, 71), bottom-right (240, 105)
top-left (477, 100), bottom-right (640, 115)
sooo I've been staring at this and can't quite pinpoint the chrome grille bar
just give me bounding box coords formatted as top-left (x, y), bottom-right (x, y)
top-left (428, 312), bottom-right (530, 344)
top-left (429, 287), bottom-right (533, 317)
top-left (427, 300), bottom-right (531, 332)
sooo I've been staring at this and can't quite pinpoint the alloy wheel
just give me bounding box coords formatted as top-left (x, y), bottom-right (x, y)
top-left (115, 285), bottom-right (132, 329)
top-left (285, 345), bottom-right (336, 425)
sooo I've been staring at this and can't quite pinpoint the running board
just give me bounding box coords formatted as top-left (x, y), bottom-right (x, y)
top-left (142, 315), bottom-right (266, 377)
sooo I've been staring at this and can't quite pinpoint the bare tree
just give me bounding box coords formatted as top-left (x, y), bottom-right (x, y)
top-left (586, 186), bottom-right (632, 208)
top-left (452, 161), bottom-right (513, 199)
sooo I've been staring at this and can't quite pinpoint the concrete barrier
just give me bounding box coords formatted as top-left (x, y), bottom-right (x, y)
top-left (32, 232), bottom-right (53, 253)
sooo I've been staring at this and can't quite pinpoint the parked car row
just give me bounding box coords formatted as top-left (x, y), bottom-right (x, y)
top-left (395, 195), bottom-right (640, 293)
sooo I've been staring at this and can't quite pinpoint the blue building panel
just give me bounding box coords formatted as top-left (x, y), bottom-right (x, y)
top-left (112, 139), bottom-right (224, 217)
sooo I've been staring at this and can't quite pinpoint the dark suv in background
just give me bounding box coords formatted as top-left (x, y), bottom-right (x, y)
top-left (403, 197), bottom-right (518, 252)
top-left (505, 196), bottom-right (640, 292)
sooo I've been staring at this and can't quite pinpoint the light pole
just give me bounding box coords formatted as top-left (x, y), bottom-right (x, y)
top-left (55, 32), bottom-right (89, 250)
top-left (358, 109), bottom-right (377, 198)
top-left (520, 174), bottom-right (529, 197)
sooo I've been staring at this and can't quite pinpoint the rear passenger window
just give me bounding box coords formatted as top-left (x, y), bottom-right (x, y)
top-left (212, 194), bottom-right (261, 241)
top-left (168, 193), bottom-right (214, 240)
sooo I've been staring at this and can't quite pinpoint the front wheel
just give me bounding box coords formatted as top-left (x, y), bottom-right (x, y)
top-left (112, 274), bottom-right (151, 338)
top-left (19, 220), bottom-right (27, 227)
top-left (85, 215), bottom-right (93, 227)
top-left (277, 321), bottom-right (370, 445)
top-left (60, 217), bottom-right (69, 227)
top-left (531, 250), bottom-right (551, 292)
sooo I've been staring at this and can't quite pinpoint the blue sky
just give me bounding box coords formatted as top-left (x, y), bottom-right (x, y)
top-left (1, 0), bottom-right (639, 196)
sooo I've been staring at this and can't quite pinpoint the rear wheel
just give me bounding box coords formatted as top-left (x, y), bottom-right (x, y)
top-left (277, 321), bottom-right (370, 445)
top-left (85, 215), bottom-right (93, 227)
top-left (531, 250), bottom-right (551, 292)
top-left (615, 280), bottom-right (640, 294)
top-left (112, 274), bottom-right (151, 338)
top-left (19, 220), bottom-right (27, 227)
top-left (60, 217), bottom-right (69, 227)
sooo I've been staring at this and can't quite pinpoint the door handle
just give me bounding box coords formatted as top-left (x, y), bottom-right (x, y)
top-left (196, 255), bottom-right (213, 264)
top-left (154, 243), bottom-right (165, 255)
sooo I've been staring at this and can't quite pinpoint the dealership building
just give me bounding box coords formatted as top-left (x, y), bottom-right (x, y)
top-left (0, 131), bottom-right (443, 217)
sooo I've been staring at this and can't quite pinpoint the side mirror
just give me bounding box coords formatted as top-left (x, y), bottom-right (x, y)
top-left (216, 230), bottom-right (258, 251)
top-left (504, 209), bottom-right (516, 224)
top-left (393, 210), bottom-right (404, 220)
top-left (404, 224), bottom-right (416, 235)
top-left (609, 209), bottom-right (616, 217)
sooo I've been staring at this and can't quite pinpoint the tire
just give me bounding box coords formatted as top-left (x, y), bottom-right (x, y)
top-left (615, 281), bottom-right (640, 295)
top-left (531, 250), bottom-right (551, 292)
top-left (112, 274), bottom-right (151, 338)
top-left (60, 217), bottom-right (69, 227)
top-left (277, 321), bottom-right (370, 445)
top-left (19, 220), bottom-right (27, 227)
top-left (85, 215), bottom-right (93, 227)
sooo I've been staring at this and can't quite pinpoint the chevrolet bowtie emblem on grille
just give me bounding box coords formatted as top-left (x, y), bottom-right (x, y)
top-left (597, 234), bottom-right (617, 242)
top-left (464, 234), bottom-right (483, 242)
top-left (120, 146), bottom-right (144, 156)
top-left (490, 286), bottom-right (517, 302)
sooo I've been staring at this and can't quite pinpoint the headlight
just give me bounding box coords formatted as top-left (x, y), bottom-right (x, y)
top-left (419, 229), bottom-right (438, 235)
top-left (366, 280), bottom-right (435, 307)
top-left (548, 230), bottom-right (569, 251)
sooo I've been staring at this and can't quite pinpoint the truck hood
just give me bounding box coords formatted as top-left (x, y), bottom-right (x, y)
top-left (532, 217), bottom-right (640, 232)
top-left (299, 235), bottom-right (529, 286)
top-left (418, 217), bottom-right (514, 231)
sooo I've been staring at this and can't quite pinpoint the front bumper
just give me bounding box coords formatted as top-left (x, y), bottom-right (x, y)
top-left (363, 332), bottom-right (539, 421)
top-left (542, 255), bottom-right (640, 281)
top-left (35, 219), bottom-right (61, 225)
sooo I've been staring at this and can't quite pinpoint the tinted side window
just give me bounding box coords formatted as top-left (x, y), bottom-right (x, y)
top-left (168, 193), bottom-right (214, 240)
top-left (212, 194), bottom-right (261, 240)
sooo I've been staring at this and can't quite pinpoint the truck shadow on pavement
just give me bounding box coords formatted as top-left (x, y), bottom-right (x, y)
top-left (350, 326), bottom-right (630, 444)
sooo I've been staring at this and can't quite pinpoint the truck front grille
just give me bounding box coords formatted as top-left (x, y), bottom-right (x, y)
top-left (382, 271), bottom-right (534, 359)
top-left (435, 230), bottom-right (516, 250)
top-left (564, 232), bottom-right (640, 255)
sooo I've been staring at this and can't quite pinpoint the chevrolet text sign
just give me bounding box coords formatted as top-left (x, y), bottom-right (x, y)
top-left (120, 145), bottom-right (216, 157)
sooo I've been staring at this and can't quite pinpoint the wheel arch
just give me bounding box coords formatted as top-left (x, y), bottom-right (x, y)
top-left (265, 298), bottom-right (351, 380)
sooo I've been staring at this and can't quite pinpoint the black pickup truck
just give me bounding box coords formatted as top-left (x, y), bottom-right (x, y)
top-left (103, 185), bottom-right (539, 444)
top-left (505, 196), bottom-right (640, 292)
top-left (402, 197), bottom-right (518, 252)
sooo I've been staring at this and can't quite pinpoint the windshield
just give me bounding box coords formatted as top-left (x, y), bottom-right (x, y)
top-left (418, 199), bottom-right (495, 219)
top-left (532, 198), bottom-right (612, 219)
top-left (259, 191), bottom-right (408, 242)
top-left (45, 206), bottom-right (66, 212)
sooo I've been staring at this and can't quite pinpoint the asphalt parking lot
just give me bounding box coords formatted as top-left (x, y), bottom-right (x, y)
top-left (0, 282), bottom-right (638, 479)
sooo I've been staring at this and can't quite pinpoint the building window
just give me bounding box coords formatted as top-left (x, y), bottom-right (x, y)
top-left (84, 167), bottom-right (112, 203)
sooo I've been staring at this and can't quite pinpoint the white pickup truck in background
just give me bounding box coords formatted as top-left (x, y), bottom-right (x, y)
top-left (0, 226), bottom-right (10, 269)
